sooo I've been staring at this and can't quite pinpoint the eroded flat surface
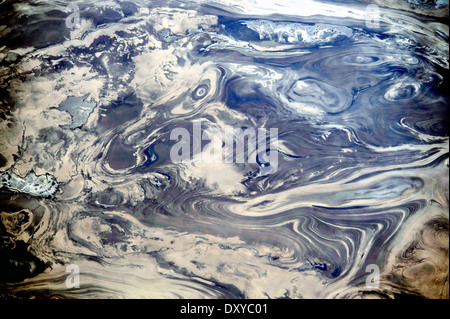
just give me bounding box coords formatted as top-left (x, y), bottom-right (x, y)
top-left (0, 0), bottom-right (448, 299)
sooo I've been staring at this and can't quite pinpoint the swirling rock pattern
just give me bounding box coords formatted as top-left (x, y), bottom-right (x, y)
top-left (0, 0), bottom-right (448, 299)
